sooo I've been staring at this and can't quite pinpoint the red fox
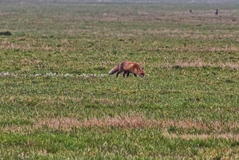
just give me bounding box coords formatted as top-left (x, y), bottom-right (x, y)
top-left (109, 61), bottom-right (145, 77)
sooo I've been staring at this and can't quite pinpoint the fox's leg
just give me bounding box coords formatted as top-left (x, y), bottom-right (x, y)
top-left (123, 71), bottom-right (127, 78)
top-left (116, 70), bottom-right (123, 77)
top-left (134, 73), bottom-right (137, 77)
top-left (126, 72), bottom-right (130, 77)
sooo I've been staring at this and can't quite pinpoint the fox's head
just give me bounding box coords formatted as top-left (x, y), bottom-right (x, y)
top-left (138, 67), bottom-right (145, 77)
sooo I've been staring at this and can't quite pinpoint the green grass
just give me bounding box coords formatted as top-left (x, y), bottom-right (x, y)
top-left (1, 1), bottom-right (239, 159)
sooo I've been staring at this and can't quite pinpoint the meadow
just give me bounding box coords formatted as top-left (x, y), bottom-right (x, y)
top-left (0, 1), bottom-right (239, 159)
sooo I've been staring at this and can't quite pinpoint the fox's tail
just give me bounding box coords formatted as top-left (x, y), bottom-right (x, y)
top-left (108, 65), bottom-right (119, 75)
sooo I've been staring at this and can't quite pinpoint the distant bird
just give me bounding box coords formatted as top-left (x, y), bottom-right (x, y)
top-left (190, 10), bottom-right (193, 14)
top-left (215, 9), bottom-right (218, 15)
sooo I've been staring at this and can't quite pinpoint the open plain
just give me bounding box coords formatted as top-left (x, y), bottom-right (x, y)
top-left (1, 0), bottom-right (239, 159)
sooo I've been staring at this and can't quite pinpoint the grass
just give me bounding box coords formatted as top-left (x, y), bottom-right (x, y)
top-left (1, 0), bottom-right (239, 159)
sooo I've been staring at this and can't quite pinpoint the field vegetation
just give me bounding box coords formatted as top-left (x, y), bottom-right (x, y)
top-left (0, 0), bottom-right (239, 159)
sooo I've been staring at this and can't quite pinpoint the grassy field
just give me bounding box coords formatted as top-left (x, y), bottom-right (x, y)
top-left (1, 1), bottom-right (239, 159)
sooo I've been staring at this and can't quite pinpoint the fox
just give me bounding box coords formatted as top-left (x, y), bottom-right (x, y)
top-left (109, 61), bottom-right (145, 77)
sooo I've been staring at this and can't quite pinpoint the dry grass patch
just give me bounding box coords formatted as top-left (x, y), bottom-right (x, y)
top-left (182, 45), bottom-right (239, 53)
top-left (162, 132), bottom-right (239, 141)
top-left (35, 117), bottom-right (81, 131)
top-left (172, 59), bottom-right (239, 70)
top-left (2, 115), bottom-right (239, 141)
top-left (34, 115), bottom-right (146, 130)
top-left (33, 115), bottom-right (239, 132)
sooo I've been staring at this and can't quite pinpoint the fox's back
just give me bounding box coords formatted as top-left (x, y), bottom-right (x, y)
top-left (121, 61), bottom-right (139, 72)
